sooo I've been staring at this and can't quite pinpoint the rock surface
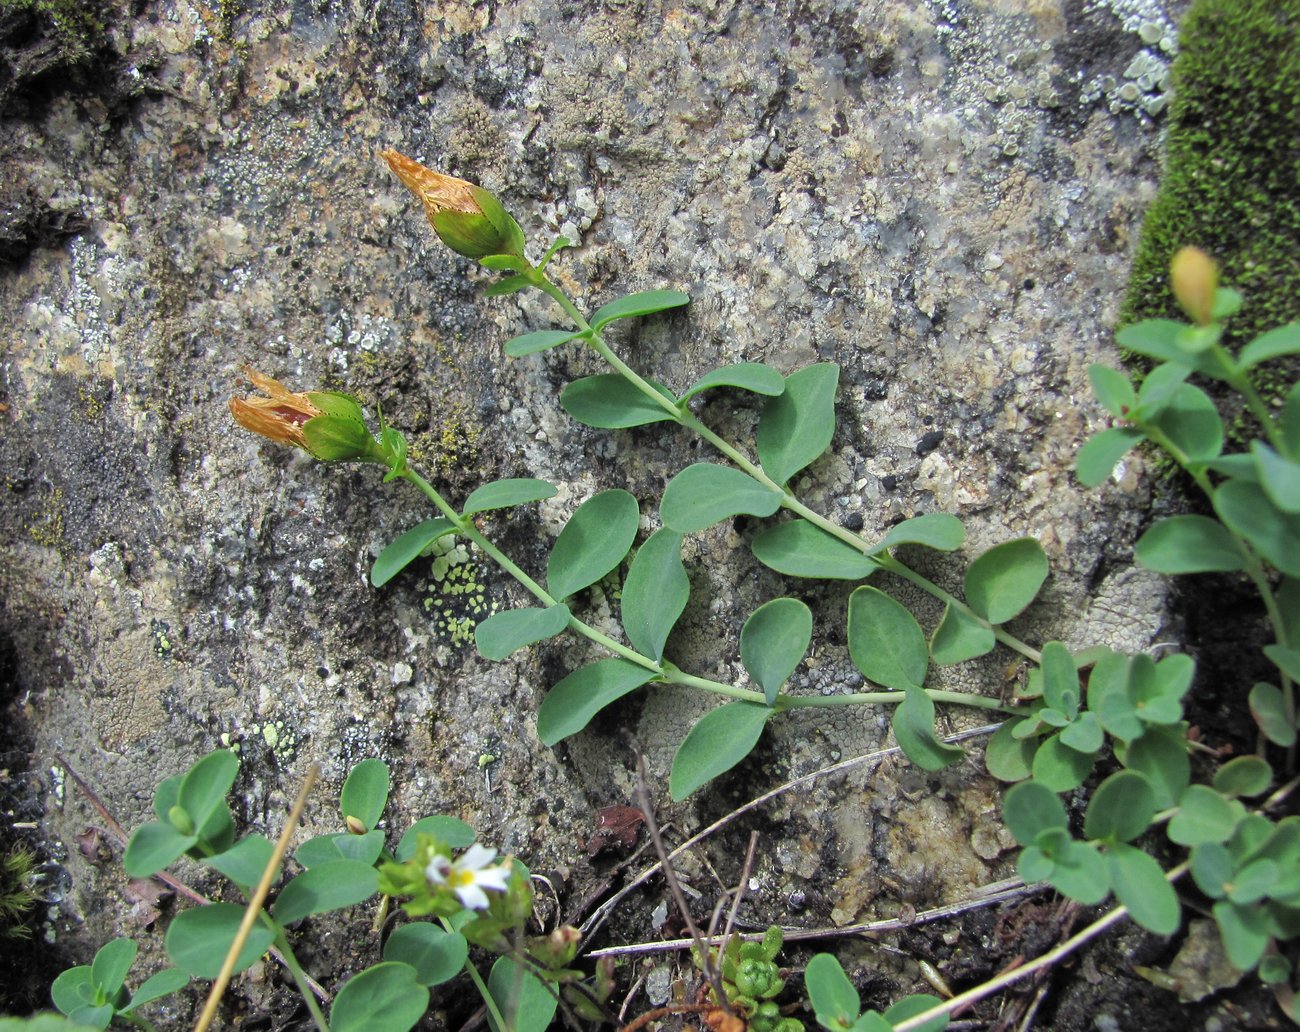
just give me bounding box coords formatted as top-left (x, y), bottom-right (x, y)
top-left (1, 0), bottom-right (1187, 1024)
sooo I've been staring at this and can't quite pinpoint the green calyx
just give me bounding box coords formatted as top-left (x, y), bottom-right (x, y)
top-left (431, 186), bottom-right (526, 260)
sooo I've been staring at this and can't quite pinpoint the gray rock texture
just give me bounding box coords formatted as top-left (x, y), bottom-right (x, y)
top-left (1, 0), bottom-right (1184, 1023)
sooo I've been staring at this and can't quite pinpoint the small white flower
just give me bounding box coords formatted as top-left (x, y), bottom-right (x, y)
top-left (425, 843), bottom-right (511, 910)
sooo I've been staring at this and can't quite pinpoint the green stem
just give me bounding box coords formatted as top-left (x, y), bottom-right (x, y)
top-left (398, 468), bottom-right (662, 675)
top-left (118, 1014), bottom-right (159, 1031)
top-left (398, 468), bottom-right (1013, 716)
top-left (1145, 423), bottom-right (1296, 760)
top-left (272, 929), bottom-right (331, 1032)
top-left (441, 918), bottom-right (510, 1032)
top-left (528, 267), bottom-right (1043, 666)
top-left (778, 688), bottom-right (1013, 712)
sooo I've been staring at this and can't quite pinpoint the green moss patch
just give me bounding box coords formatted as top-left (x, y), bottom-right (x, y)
top-left (1124, 0), bottom-right (1300, 348)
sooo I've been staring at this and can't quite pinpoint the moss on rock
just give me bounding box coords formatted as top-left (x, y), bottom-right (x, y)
top-left (1123, 0), bottom-right (1300, 346)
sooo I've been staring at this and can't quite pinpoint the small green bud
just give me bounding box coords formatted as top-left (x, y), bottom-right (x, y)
top-left (383, 150), bottom-right (526, 261)
top-left (344, 815), bottom-right (367, 835)
top-left (168, 805), bottom-right (195, 837)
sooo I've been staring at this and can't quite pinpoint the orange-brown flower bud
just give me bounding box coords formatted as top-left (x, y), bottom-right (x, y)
top-left (229, 368), bottom-right (383, 463)
top-left (381, 150), bottom-right (526, 260)
top-left (382, 150), bottom-right (482, 221)
top-left (228, 368), bottom-right (323, 451)
top-left (1170, 246), bottom-right (1218, 326)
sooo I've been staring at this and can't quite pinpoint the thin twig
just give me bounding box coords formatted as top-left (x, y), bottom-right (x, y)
top-left (719, 831), bottom-right (759, 962)
top-left (618, 1003), bottom-right (717, 1032)
top-left (579, 723), bottom-right (1002, 944)
top-left (586, 879), bottom-right (1038, 958)
top-left (889, 862), bottom-right (1190, 1032)
top-left (194, 764), bottom-right (320, 1032)
top-left (56, 754), bottom-right (330, 1002)
top-left (633, 750), bottom-right (732, 1016)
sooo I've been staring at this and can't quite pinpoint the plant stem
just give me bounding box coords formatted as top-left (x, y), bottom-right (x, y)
top-left (528, 268), bottom-right (1042, 665)
top-left (441, 917), bottom-right (510, 1032)
top-left (272, 930), bottom-right (332, 1032)
top-left (398, 469), bottom-right (661, 675)
top-left (397, 470), bottom-right (1014, 717)
top-left (1147, 424), bottom-right (1296, 761)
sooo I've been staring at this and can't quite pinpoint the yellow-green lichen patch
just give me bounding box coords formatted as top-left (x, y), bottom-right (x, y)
top-left (149, 618), bottom-right (174, 660)
top-left (1124, 0), bottom-right (1300, 353)
top-left (26, 486), bottom-right (66, 550)
top-left (420, 539), bottom-right (498, 648)
top-left (221, 718), bottom-right (302, 767)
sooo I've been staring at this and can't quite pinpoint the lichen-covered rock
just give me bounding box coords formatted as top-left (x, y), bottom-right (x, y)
top-left (1, 0), bottom-right (1185, 1023)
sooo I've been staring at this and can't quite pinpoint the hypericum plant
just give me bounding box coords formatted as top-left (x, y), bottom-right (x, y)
top-left (980, 246), bottom-right (1300, 1018)
top-left (60, 750), bottom-right (608, 1032)
top-left (222, 155), bottom-right (1300, 1028)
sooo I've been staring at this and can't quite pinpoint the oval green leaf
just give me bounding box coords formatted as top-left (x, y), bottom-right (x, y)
top-left (546, 489), bottom-right (640, 600)
top-left (474, 604), bottom-right (571, 661)
top-left (91, 938), bottom-right (137, 998)
top-left (964, 537), bottom-right (1049, 624)
top-left (536, 659), bottom-right (656, 746)
top-left (1088, 364), bottom-right (1137, 417)
top-left (123, 821), bottom-right (196, 879)
top-left (1148, 383), bottom-right (1223, 463)
top-left (1002, 780), bottom-right (1068, 846)
top-left (1076, 428), bottom-right (1144, 487)
top-left (872, 513), bottom-right (965, 553)
top-left (621, 529), bottom-right (690, 662)
top-left (1121, 726), bottom-right (1190, 809)
top-left (1134, 515), bottom-right (1245, 574)
top-left (177, 750), bottom-right (239, 835)
top-left (755, 363), bottom-right (840, 486)
top-left (1031, 733), bottom-right (1095, 792)
top-left (1167, 784), bottom-right (1245, 846)
top-left (893, 684), bottom-right (964, 771)
top-left (166, 903), bottom-right (275, 978)
top-left (383, 923), bottom-right (468, 987)
top-left (1084, 770), bottom-right (1156, 843)
top-left (847, 586), bottom-right (928, 691)
top-left (804, 954), bottom-right (861, 1032)
top-left (560, 374), bottom-right (679, 428)
top-left (751, 520), bottom-right (878, 580)
top-left (984, 719), bottom-right (1038, 782)
top-left (1213, 900), bottom-right (1270, 972)
top-left (462, 478), bottom-right (558, 515)
top-left (679, 362), bottom-right (785, 402)
top-left (669, 702), bottom-right (770, 800)
top-left (1238, 322), bottom-right (1300, 370)
top-left (1252, 442), bottom-right (1300, 513)
top-left (740, 598), bottom-right (812, 705)
top-left (331, 962), bottom-right (430, 1032)
top-left (341, 758), bottom-right (390, 832)
top-left (503, 330), bottom-right (581, 358)
top-left (1248, 682), bottom-right (1296, 746)
top-left (930, 603), bottom-right (996, 666)
top-left (1214, 479), bottom-right (1300, 577)
top-left (372, 519), bottom-right (457, 587)
top-left (486, 956), bottom-right (557, 1032)
top-left (590, 289), bottom-right (690, 331)
top-left (295, 830), bottom-right (385, 868)
top-left (119, 967), bottom-right (190, 1013)
top-left (1213, 755), bottom-right (1273, 798)
top-left (1108, 842), bottom-right (1179, 935)
top-left (660, 463), bottom-right (782, 533)
top-left (396, 815), bottom-right (476, 861)
top-left (272, 860), bottom-right (380, 925)
top-left (205, 834), bottom-right (277, 887)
